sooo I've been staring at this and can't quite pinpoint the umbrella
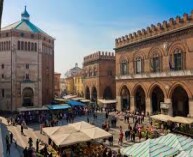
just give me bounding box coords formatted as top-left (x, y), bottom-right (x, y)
top-left (121, 139), bottom-right (179, 157)
top-left (176, 147), bottom-right (193, 157)
top-left (151, 114), bottom-right (174, 122)
top-left (154, 133), bottom-right (193, 151)
top-left (172, 116), bottom-right (193, 124)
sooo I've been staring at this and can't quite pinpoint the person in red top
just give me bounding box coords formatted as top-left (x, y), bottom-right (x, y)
top-left (118, 130), bottom-right (124, 146)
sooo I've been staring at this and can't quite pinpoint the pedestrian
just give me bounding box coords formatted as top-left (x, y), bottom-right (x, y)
top-left (10, 132), bottom-right (13, 144)
top-left (21, 124), bottom-right (24, 135)
top-left (36, 139), bottom-right (39, 152)
top-left (118, 130), bottom-right (123, 146)
top-left (125, 130), bottom-right (129, 141)
top-left (6, 142), bottom-right (10, 155)
top-left (5, 134), bottom-right (9, 145)
top-left (138, 130), bottom-right (142, 142)
top-left (87, 117), bottom-right (89, 123)
top-left (23, 147), bottom-right (28, 157)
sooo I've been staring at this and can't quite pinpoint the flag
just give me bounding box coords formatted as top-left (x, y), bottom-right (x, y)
top-left (169, 55), bottom-right (174, 70)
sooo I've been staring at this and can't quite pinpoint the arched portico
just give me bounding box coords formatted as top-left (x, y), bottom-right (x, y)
top-left (85, 86), bottom-right (90, 100)
top-left (151, 86), bottom-right (164, 114)
top-left (91, 86), bottom-right (97, 102)
top-left (103, 86), bottom-right (113, 99)
top-left (172, 86), bottom-right (189, 117)
top-left (134, 86), bottom-right (146, 113)
top-left (120, 85), bottom-right (130, 111)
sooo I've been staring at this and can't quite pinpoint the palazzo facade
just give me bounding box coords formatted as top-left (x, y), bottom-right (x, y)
top-left (115, 11), bottom-right (193, 117)
top-left (0, 7), bottom-right (54, 111)
top-left (83, 51), bottom-right (115, 102)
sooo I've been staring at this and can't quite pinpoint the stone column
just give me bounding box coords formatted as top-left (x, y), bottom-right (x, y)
top-left (164, 98), bottom-right (172, 116)
top-left (130, 96), bottom-right (135, 112)
top-left (188, 99), bottom-right (193, 117)
top-left (116, 96), bottom-right (121, 111)
top-left (146, 97), bottom-right (152, 115)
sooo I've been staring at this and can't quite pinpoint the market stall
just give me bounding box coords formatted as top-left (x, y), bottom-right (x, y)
top-left (98, 99), bottom-right (117, 111)
top-left (172, 116), bottom-right (193, 124)
top-left (63, 94), bottom-right (77, 100)
top-left (43, 121), bottom-right (112, 148)
top-left (121, 139), bottom-right (179, 157)
top-left (151, 114), bottom-right (174, 122)
top-left (67, 100), bottom-right (85, 107)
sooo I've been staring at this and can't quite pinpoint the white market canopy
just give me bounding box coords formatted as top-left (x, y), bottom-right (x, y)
top-left (80, 99), bottom-right (90, 103)
top-left (43, 121), bottom-right (112, 147)
top-left (151, 114), bottom-right (175, 122)
top-left (63, 94), bottom-right (77, 100)
top-left (151, 114), bottom-right (193, 124)
top-left (17, 106), bottom-right (48, 112)
top-left (71, 97), bottom-right (84, 101)
top-left (98, 99), bottom-right (117, 104)
top-left (172, 116), bottom-right (193, 124)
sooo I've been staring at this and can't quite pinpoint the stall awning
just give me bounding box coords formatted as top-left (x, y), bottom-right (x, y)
top-left (54, 98), bottom-right (66, 102)
top-left (172, 116), bottom-right (193, 124)
top-left (63, 95), bottom-right (77, 100)
top-left (71, 97), bottom-right (84, 101)
top-left (43, 121), bottom-right (112, 147)
top-left (151, 114), bottom-right (174, 122)
top-left (67, 100), bottom-right (85, 107)
top-left (47, 104), bottom-right (71, 110)
top-left (98, 99), bottom-right (117, 104)
top-left (17, 106), bottom-right (48, 112)
top-left (80, 99), bottom-right (90, 103)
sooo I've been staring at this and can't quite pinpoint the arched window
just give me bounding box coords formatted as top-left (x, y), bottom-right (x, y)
top-left (25, 42), bottom-right (27, 51)
top-left (34, 43), bottom-right (37, 51)
top-left (120, 59), bottom-right (128, 75)
top-left (173, 49), bottom-right (183, 70)
top-left (150, 53), bottom-right (161, 72)
top-left (135, 57), bottom-right (142, 74)
top-left (28, 42), bottom-right (30, 51)
top-left (18, 41), bottom-right (20, 50)
top-left (21, 41), bottom-right (24, 50)
top-left (31, 43), bottom-right (34, 51)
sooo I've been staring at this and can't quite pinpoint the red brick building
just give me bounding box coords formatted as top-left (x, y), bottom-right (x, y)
top-left (115, 11), bottom-right (193, 117)
top-left (54, 72), bottom-right (61, 97)
top-left (83, 51), bottom-right (116, 102)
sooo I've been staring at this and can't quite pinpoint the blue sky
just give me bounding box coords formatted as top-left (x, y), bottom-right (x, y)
top-left (2, 0), bottom-right (193, 76)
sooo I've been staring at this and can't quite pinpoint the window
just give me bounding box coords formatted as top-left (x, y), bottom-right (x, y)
top-left (151, 54), bottom-right (160, 72)
top-left (120, 60), bottom-right (128, 75)
top-left (2, 74), bottom-right (4, 79)
top-left (18, 41), bottom-right (20, 50)
top-left (174, 49), bottom-right (183, 70)
top-left (1, 64), bottom-right (4, 69)
top-left (20, 33), bottom-right (24, 37)
top-left (26, 64), bottom-right (29, 69)
top-left (135, 57), bottom-right (142, 74)
top-left (26, 74), bottom-right (29, 80)
top-left (2, 89), bottom-right (4, 97)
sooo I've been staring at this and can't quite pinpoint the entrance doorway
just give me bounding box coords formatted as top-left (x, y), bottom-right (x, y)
top-left (85, 87), bottom-right (90, 99)
top-left (120, 86), bottom-right (130, 111)
top-left (22, 87), bottom-right (34, 106)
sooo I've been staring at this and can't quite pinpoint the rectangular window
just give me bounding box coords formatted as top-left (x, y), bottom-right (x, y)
top-left (174, 53), bottom-right (182, 70)
top-left (136, 59), bottom-right (142, 74)
top-left (2, 74), bottom-right (4, 79)
top-left (2, 89), bottom-right (4, 97)
top-left (1, 64), bottom-right (4, 69)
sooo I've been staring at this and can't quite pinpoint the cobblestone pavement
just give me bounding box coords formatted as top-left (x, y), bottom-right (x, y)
top-left (0, 112), bottom-right (150, 156)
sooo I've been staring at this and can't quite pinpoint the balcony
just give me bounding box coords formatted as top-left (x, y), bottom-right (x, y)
top-left (116, 70), bottom-right (193, 80)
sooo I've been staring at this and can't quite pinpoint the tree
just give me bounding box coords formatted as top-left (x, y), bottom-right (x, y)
top-left (0, 0), bottom-right (4, 29)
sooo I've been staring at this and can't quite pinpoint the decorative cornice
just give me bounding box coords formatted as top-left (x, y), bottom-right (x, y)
top-left (115, 11), bottom-right (193, 49)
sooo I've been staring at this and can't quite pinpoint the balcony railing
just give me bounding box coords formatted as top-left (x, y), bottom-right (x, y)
top-left (116, 70), bottom-right (193, 80)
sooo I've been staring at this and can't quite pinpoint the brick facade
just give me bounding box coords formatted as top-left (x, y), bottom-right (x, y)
top-left (115, 11), bottom-right (193, 117)
top-left (83, 51), bottom-right (116, 102)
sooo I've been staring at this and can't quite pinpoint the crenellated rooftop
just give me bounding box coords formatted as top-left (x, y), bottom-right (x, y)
top-left (84, 51), bottom-right (115, 63)
top-left (115, 11), bottom-right (193, 48)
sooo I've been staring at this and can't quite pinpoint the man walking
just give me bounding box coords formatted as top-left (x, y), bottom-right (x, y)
top-left (9, 132), bottom-right (13, 144)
